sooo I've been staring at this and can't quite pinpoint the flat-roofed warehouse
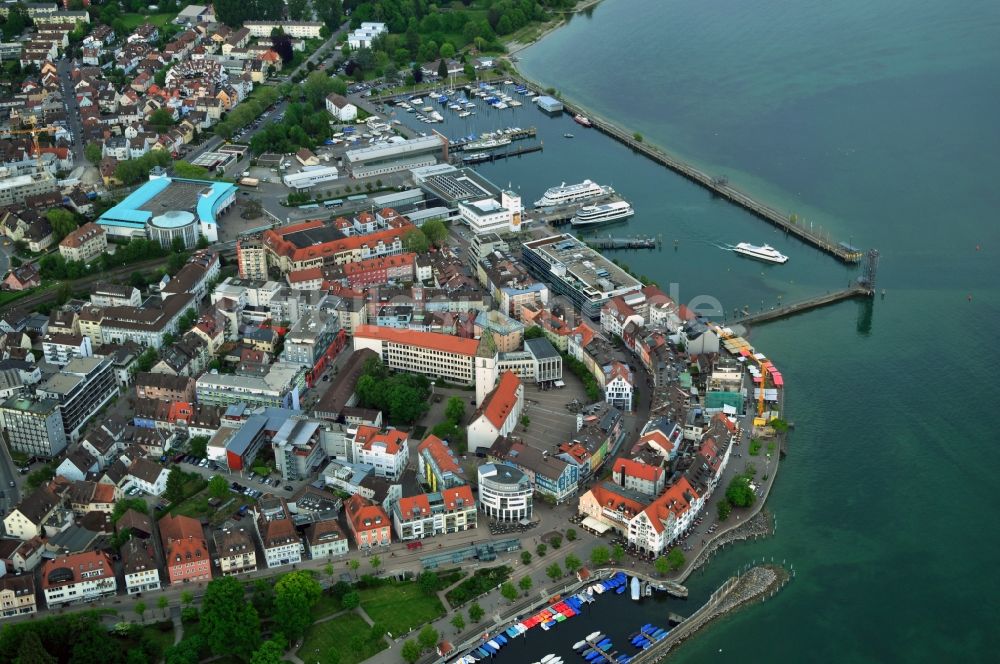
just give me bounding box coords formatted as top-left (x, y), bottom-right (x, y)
top-left (412, 164), bottom-right (500, 207)
top-left (344, 135), bottom-right (446, 178)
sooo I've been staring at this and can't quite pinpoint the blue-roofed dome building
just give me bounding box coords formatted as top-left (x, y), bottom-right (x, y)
top-left (96, 168), bottom-right (236, 248)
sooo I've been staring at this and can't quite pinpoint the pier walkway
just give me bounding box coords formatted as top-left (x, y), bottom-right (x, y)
top-left (730, 283), bottom-right (872, 326)
top-left (584, 236), bottom-right (660, 250)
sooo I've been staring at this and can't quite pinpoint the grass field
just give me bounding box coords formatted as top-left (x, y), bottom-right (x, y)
top-left (311, 594), bottom-right (343, 620)
top-left (359, 582), bottom-right (446, 636)
top-left (298, 612), bottom-right (386, 664)
top-left (120, 13), bottom-right (177, 30)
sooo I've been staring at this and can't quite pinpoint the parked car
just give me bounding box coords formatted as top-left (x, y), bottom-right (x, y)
top-left (283, 485), bottom-right (293, 492)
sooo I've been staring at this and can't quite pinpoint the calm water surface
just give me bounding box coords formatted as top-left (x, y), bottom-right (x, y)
top-left (446, 0), bottom-right (1000, 660)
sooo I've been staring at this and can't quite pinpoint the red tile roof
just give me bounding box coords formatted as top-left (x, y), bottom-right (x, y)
top-left (263, 220), bottom-right (411, 263)
top-left (354, 425), bottom-right (407, 455)
top-left (642, 477), bottom-right (700, 533)
top-left (440, 485), bottom-right (474, 509)
top-left (417, 435), bottom-right (460, 474)
top-left (344, 494), bottom-right (390, 535)
top-left (614, 458), bottom-right (663, 483)
top-left (354, 325), bottom-right (480, 356)
top-left (287, 267), bottom-right (323, 283)
top-left (587, 484), bottom-right (646, 519)
top-left (41, 550), bottom-right (114, 589)
top-left (478, 371), bottom-right (521, 429)
top-left (397, 493), bottom-right (432, 519)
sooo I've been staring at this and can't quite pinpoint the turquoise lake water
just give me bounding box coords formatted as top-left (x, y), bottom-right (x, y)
top-left (489, 0), bottom-right (1000, 660)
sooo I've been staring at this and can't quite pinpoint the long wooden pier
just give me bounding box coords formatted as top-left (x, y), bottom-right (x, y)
top-left (731, 284), bottom-right (872, 326)
top-left (584, 235), bottom-right (661, 250)
top-left (459, 143), bottom-right (542, 164)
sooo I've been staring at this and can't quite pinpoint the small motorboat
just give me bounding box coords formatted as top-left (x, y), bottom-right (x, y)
top-left (564, 133), bottom-right (574, 138)
top-left (573, 640), bottom-right (588, 651)
top-left (585, 631), bottom-right (602, 642)
top-left (541, 655), bottom-right (557, 664)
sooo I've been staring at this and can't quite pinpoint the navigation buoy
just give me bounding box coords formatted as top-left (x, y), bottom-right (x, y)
top-left (976, 245), bottom-right (981, 251)
top-left (968, 294), bottom-right (973, 301)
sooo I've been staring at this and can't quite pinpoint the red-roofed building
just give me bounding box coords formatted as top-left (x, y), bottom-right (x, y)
top-left (612, 458), bottom-right (665, 497)
top-left (392, 485), bottom-right (476, 540)
top-left (41, 550), bottom-right (116, 607)
top-left (336, 252), bottom-right (416, 288)
top-left (468, 371), bottom-right (524, 453)
top-left (351, 425), bottom-right (410, 481)
top-left (159, 514), bottom-right (211, 584)
top-left (262, 219), bottom-right (411, 273)
top-left (603, 361), bottom-right (634, 412)
top-left (417, 435), bottom-right (465, 491)
top-left (352, 324), bottom-right (480, 387)
top-left (578, 483), bottom-right (647, 535)
top-left (344, 494), bottom-right (391, 550)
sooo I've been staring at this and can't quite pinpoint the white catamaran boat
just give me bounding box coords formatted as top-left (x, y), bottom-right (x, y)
top-left (534, 179), bottom-right (613, 208)
top-left (733, 242), bottom-right (789, 264)
top-left (570, 200), bottom-right (635, 227)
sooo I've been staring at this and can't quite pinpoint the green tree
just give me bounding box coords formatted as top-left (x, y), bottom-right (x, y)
top-left (13, 630), bottom-right (56, 664)
top-left (500, 582), bottom-right (518, 603)
top-left (341, 591), bottom-right (360, 609)
top-left (590, 546), bottom-right (610, 566)
top-left (181, 591), bottom-right (194, 607)
top-left (445, 396), bottom-right (465, 424)
top-left (524, 326), bottom-right (545, 339)
top-left (463, 62), bottom-right (477, 81)
top-left (564, 554), bottom-right (582, 575)
top-left (667, 547), bottom-right (686, 572)
top-left (349, 559), bottom-right (360, 578)
top-left (545, 563), bottom-right (563, 581)
top-left (157, 596), bottom-right (169, 617)
top-left (370, 555), bottom-right (381, 571)
top-left (550, 534), bottom-right (562, 549)
top-left (274, 570), bottom-right (323, 641)
top-left (611, 544), bottom-right (625, 564)
top-left (518, 575), bottom-right (533, 595)
top-left (188, 436), bottom-right (209, 459)
top-left (149, 108), bottom-right (174, 132)
top-left (468, 601), bottom-right (484, 623)
top-left (566, 528), bottom-right (577, 541)
top-left (46, 208), bottom-right (79, 242)
top-left (419, 571), bottom-right (440, 596)
top-left (164, 468), bottom-right (185, 503)
top-left (440, 43), bottom-right (456, 59)
top-left (718, 500), bottom-right (732, 521)
top-left (249, 639), bottom-right (285, 664)
top-left (303, 70), bottom-right (336, 110)
top-left (520, 551), bottom-right (532, 565)
top-left (536, 543), bottom-right (547, 557)
top-left (417, 625), bottom-right (439, 652)
top-left (654, 555), bottom-right (670, 577)
top-left (208, 474), bottom-right (229, 499)
top-left (135, 601), bottom-right (146, 623)
top-left (451, 613), bottom-right (465, 632)
top-left (401, 640), bottom-right (421, 664)
top-left (725, 476), bottom-right (755, 508)
top-left (201, 576), bottom-right (260, 659)
top-left (251, 578), bottom-right (275, 618)
top-left (421, 218), bottom-right (448, 246)
top-left (402, 227), bottom-right (429, 253)
top-left (172, 160), bottom-right (210, 179)
top-left (85, 142), bottom-right (103, 164)
top-left (437, 58), bottom-right (448, 78)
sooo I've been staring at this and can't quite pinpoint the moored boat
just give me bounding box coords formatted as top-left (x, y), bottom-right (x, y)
top-left (572, 200), bottom-right (635, 227)
top-left (574, 114), bottom-right (593, 127)
top-left (534, 179), bottom-right (612, 207)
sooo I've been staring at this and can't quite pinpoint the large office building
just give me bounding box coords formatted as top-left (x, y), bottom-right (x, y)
top-left (522, 234), bottom-right (643, 319)
top-left (344, 135), bottom-right (445, 178)
top-left (0, 395), bottom-right (67, 457)
top-left (0, 171), bottom-right (57, 206)
top-left (96, 172), bottom-right (236, 245)
top-left (457, 190), bottom-right (523, 235)
top-left (352, 324), bottom-right (480, 388)
top-left (281, 309), bottom-right (340, 375)
top-left (195, 362), bottom-right (307, 410)
top-left (477, 463), bottom-right (533, 523)
top-left (35, 356), bottom-right (119, 442)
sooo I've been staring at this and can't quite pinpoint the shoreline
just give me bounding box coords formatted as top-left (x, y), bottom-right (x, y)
top-left (506, 0), bottom-right (605, 55)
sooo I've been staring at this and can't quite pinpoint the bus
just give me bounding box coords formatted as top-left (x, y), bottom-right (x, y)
top-left (238, 177), bottom-right (259, 187)
top-left (323, 199), bottom-right (344, 208)
top-left (298, 203), bottom-right (320, 210)
top-left (346, 194), bottom-right (367, 202)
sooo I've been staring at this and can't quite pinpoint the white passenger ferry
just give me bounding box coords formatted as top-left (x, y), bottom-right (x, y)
top-left (534, 179), bottom-right (613, 208)
top-left (733, 242), bottom-right (789, 264)
top-left (570, 200), bottom-right (635, 227)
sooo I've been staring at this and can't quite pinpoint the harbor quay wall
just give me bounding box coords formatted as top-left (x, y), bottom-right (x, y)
top-left (631, 564), bottom-right (791, 663)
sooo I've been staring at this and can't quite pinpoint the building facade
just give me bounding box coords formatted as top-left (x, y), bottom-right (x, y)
top-left (41, 551), bottom-right (117, 607)
top-left (477, 463), bottom-right (533, 522)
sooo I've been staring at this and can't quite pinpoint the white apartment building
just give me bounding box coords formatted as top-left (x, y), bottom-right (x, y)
top-left (348, 22), bottom-right (387, 49)
top-left (245, 21), bottom-right (323, 38)
top-left (127, 458), bottom-right (171, 496)
top-left (304, 520), bottom-right (350, 559)
top-left (392, 486), bottom-right (477, 541)
top-left (254, 498), bottom-right (304, 569)
top-left (121, 538), bottom-right (161, 594)
top-left (351, 425), bottom-right (409, 481)
top-left (213, 527), bottom-right (258, 576)
top-left (603, 362), bottom-right (634, 412)
top-left (41, 551), bottom-right (117, 607)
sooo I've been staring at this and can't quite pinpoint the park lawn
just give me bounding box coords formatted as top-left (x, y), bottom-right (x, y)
top-left (359, 582), bottom-right (445, 636)
top-left (298, 612), bottom-right (386, 664)
top-left (311, 593), bottom-right (343, 620)
top-left (120, 13), bottom-right (177, 30)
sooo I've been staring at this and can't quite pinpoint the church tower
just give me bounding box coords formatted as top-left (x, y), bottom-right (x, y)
top-left (475, 330), bottom-right (499, 406)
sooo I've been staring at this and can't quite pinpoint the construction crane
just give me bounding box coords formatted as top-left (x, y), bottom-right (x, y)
top-left (1, 122), bottom-right (60, 171)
